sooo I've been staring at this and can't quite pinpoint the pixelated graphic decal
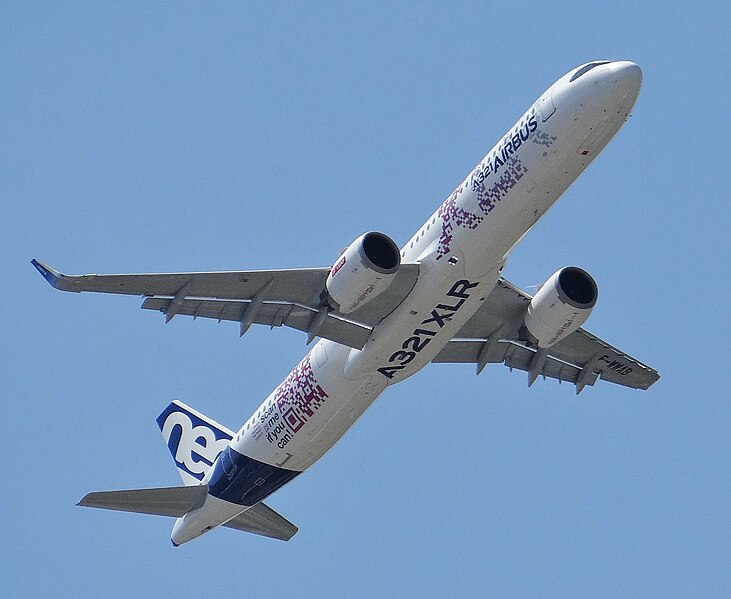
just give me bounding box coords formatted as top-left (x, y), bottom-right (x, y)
top-left (476, 157), bottom-right (528, 214)
top-left (531, 128), bottom-right (557, 148)
top-left (436, 184), bottom-right (483, 260)
top-left (257, 353), bottom-right (329, 450)
top-left (435, 111), bottom-right (541, 261)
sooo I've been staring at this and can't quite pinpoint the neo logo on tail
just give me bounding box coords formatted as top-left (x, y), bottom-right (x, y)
top-left (156, 401), bottom-right (234, 486)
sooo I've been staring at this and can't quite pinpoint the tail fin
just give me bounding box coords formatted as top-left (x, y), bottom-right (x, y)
top-left (156, 400), bottom-right (234, 486)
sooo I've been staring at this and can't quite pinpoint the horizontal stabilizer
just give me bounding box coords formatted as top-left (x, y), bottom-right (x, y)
top-left (78, 485), bottom-right (208, 518)
top-left (223, 501), bottom-right (298, 541)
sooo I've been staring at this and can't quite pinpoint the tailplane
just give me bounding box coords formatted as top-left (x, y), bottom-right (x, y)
top-left (76, 400), bottom-right (298, 542)
top-left (77, 485), bottom-right (298, 541)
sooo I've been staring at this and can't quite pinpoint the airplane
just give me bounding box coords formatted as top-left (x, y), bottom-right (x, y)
top-left (33, 60), bottom-right (659, 546)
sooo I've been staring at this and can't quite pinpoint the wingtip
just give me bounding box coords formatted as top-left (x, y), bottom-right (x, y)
top-left (31, 259), bottom-right (62, 288)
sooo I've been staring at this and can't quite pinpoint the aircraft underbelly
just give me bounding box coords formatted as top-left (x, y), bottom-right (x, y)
top-left (229, 102), bottom-right (608, 476)
top-left (211, 65), bottom-right (641, 496)
top-left (35, 62), bottom-right (652, 545)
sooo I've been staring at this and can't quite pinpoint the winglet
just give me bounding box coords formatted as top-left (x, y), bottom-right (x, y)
top-left (31, 259), bottom-right (63, 288)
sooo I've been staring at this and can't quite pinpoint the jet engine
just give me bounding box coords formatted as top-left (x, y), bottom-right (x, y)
top-left (326, 232), bottom-right (401, 313)
top-left (524, 266), bottom-right (598, 348)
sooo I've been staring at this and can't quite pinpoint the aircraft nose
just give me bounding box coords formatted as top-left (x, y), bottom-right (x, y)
top-left (611, 61), bottom-right (642, 94)
top-left (604, 61), bottom-right (642, 105)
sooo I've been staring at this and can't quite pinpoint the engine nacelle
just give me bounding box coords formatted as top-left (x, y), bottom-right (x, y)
top-left (525, 266), bottom-right (598, 348)
top-left (326, 232), bottom-right (401, 313)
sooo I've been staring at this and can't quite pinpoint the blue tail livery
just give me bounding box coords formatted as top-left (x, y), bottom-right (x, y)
top-left (76, 401), bottom-right (298, 544)
top-left (156, 400), bottom-right (234, 486)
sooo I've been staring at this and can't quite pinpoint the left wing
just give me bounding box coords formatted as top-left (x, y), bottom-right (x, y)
top-left (433, 278), bottom-right (660, 393)
top-left (31, 259), bottom-right (419, 349)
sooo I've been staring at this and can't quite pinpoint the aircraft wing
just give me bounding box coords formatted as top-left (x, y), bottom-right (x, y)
top-left (31, 259), bottom-right (420, 350)
top-left (433, 277), bottom-right (660, 393)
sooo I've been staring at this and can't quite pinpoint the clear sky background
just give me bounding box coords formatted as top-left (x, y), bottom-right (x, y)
top-left (3, 2), bottom-right (730, 597)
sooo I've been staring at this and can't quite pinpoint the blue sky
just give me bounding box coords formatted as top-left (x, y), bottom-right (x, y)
top-left (3, 2), bottom-right (729, 597)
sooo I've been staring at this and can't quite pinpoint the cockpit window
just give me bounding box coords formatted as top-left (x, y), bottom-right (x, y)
top-left (570, 61), bottom-right (611, 82)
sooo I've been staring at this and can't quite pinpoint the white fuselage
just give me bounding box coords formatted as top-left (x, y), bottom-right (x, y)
top-left (171, 61), bottom-right (643, 545)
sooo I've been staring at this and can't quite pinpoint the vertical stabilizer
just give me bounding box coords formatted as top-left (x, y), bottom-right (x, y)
top-left (156, 400), bottom-right (234, 486)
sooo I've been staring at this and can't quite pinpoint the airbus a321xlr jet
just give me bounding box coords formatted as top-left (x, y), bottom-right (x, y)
top-left (33, 61), bottom-right (659, 546)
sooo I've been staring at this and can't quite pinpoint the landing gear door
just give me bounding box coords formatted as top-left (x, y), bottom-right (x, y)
top-left (540, 85), bottom-right (556, 122)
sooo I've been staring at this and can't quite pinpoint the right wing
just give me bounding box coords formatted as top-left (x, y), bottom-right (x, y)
top-left (32, 259), bottom-right (419, 349)
top-left (433, 277), bottom-right (659, 393)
